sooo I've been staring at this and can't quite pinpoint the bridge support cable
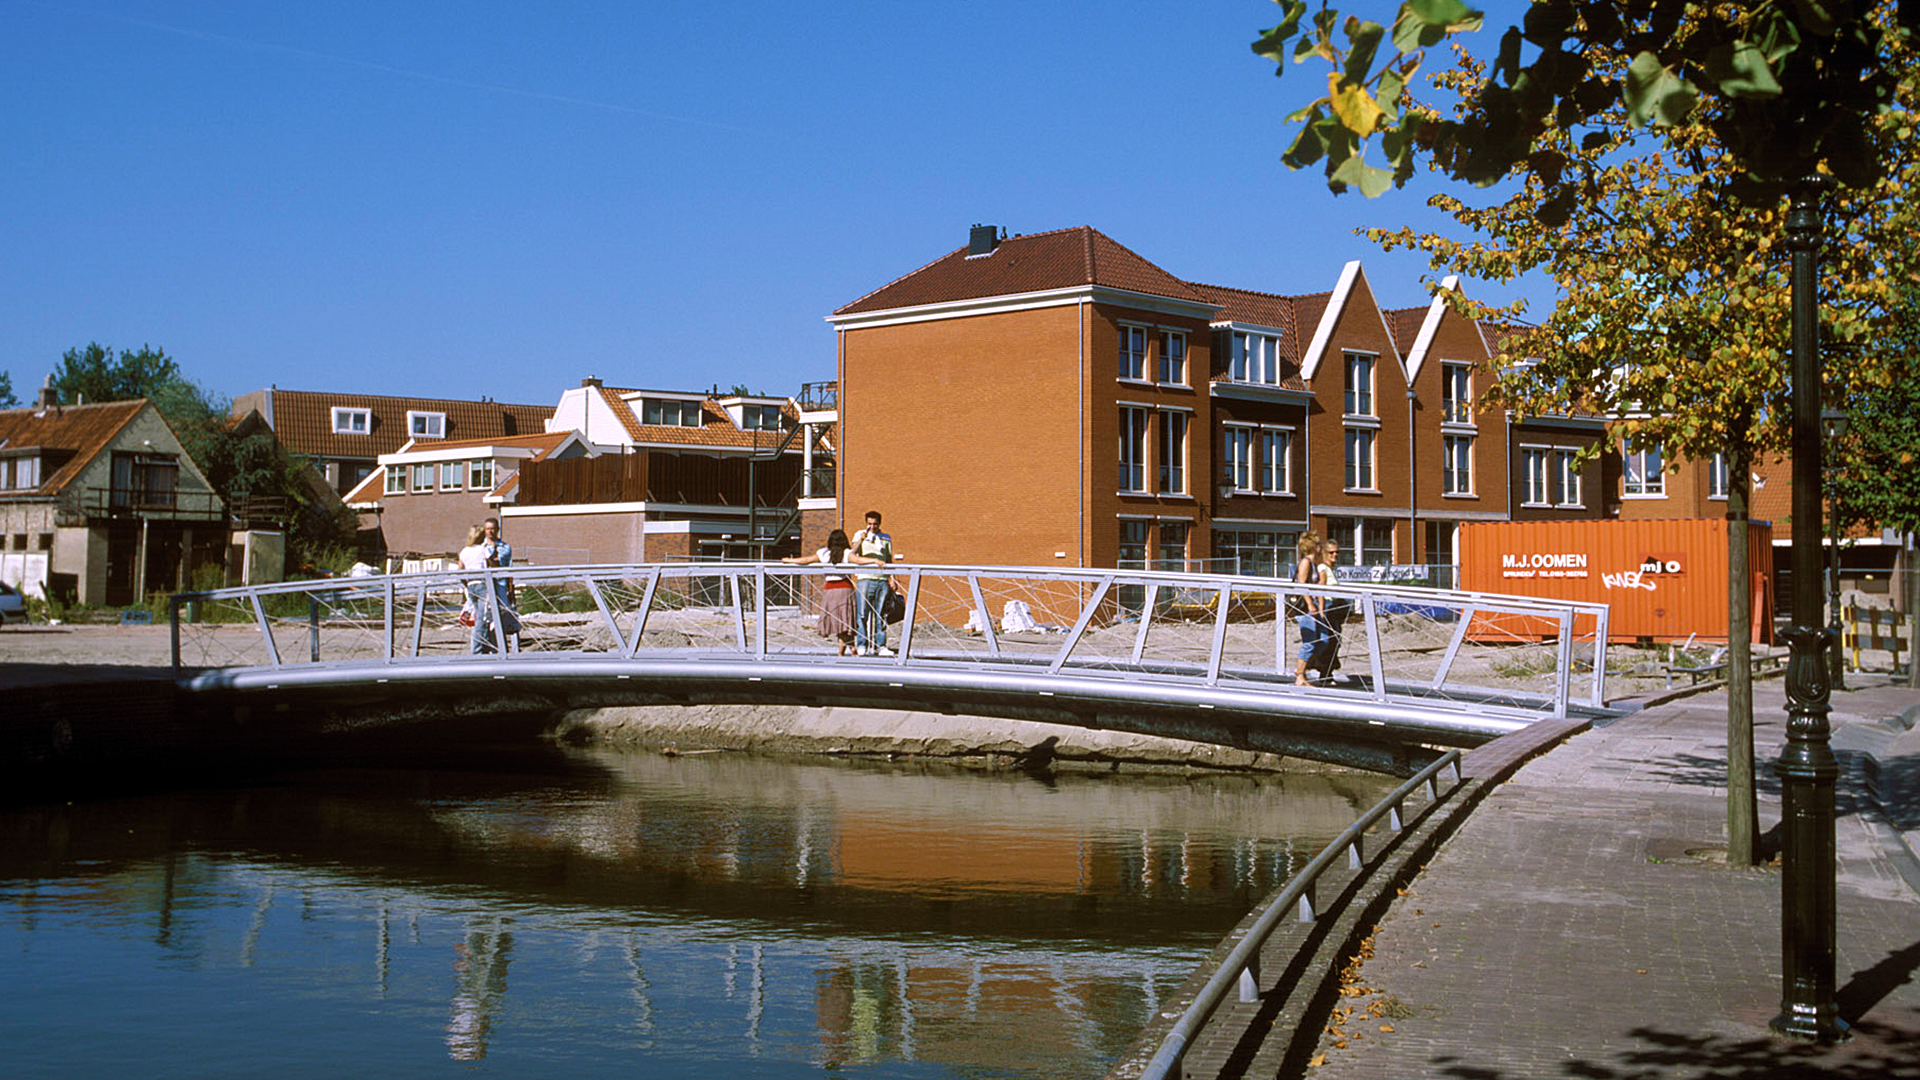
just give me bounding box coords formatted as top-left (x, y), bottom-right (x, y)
top-left (625, 567), bottom-right (663, 660)
top-left (1432, 604), bottom-right (1476, 692)
top-left (968, 575), bottom-right (1000, 657)
top-left (1132, 584), bottom-right (1158, 666)
top-left (1049, 576), bottom-right (1113, 675)
top-left (582, 576), bottom-right (626, 655)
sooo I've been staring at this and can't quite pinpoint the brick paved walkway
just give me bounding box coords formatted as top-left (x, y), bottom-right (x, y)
top-left (1303, 677), bottom-right (1920, 1080)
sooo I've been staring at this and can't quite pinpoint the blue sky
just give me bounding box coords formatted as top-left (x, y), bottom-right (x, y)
top-left (4, 1), bottom-right (1544, 409)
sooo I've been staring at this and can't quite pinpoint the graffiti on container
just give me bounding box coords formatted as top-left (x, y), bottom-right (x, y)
top-left (1603, 569), bottom-right (1659, 592)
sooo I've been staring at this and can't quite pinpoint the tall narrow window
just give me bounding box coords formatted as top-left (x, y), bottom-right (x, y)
top-left (1344, 427), bottom-right (1375, 490)
top-left (1553, 449), bottom-right (1582, 507)
top-left (1442, 434), bottom-right (1473, 495)
top-left (1118, 407), bottom-right (1148, 492)
top-left (1441, 362), bottom-right (1472, 424)
top-left (1344, 353), bottom-right (1375, 417)
top-left (1224, 425), bottom-right (1255, 490)
top-left (1119, 326), bottom-right (1147, 380)
top-left (1260, 427), bottom-right (1293, 494)
top-left (1118, 519), bottom-right (1149, 569)
top-left (1521, 447), bottom-right (1549, 505)
top-left (1156, 520), bottom-right (1190, 571)
top-left (1158, 330), bottom-right (1187, 385)
top-left (1709, 452), bottom-right (1730, 499)
top-left (1231, 332), bottom-right (1280, 383)
top-left (385, 465), bottom-right (406, 495)
top-left (469, 459), bottom-right (494, 490)
top-left (1158, 411), bottom-right (1188, 494)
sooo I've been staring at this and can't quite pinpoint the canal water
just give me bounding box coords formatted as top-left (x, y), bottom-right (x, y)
top-left (0, 740), bottom-right (1394, 1079)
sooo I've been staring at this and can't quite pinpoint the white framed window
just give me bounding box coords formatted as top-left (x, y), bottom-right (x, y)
top-left (1554, 449), bottom-right (1583, 507)
top-left (408, 411), bottom-right (446, 439)
top-left (1119, 325), bottom-right (1148, 381)
top-left (742, 404), bottom-right (785, 431)
top-left (468, 459), bottom-right (494, 490)
top-left (1231, 332), bottom-right (1280, 384)
top-left (1441, 362), bottom-right (1472, 424)
top-left (1623, 442), bottom-right (1665, 497)
top-left (1344, 352), bottom-right (1375, 417)
top-left (384, 465), bottom-right (406, 495)
top-left (1118, 407), bottom-right (1149, 492)
top-left (439, 462), bottom-right (462, 490)
top-left (1260, 427), bottom-right (1293, 494)
top-left (643, 399), bottom-right (703, 426)
top-left (1709, 452), bottom-right (1730, 500)
top-left (1158, 330), bottom-right (1187, 385)
top-left (1214, 528), bottom-right (1298, 578)
top-left (331, 407), bottom-right (370, 435)
top-left (1224, 424), bottom-right (1256, 491)
top-left (1158, 410), bottom-right (1188, 494)
top-left (410, 463), bottom-right (435, 491)
top-left (1442, 434), bottom-right (1474, 495)
top-left (1344, 426), bottom-right (1375, 490)
top-left (1522, 445), bottom-right (1585, 507)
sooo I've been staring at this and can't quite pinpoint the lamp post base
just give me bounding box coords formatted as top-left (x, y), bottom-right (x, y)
top-left (1769, 1003), bottom-right (1850, 1043)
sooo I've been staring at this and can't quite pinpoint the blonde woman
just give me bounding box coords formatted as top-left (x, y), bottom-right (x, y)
top-left (1292, 532), bottom-right (1324, 686)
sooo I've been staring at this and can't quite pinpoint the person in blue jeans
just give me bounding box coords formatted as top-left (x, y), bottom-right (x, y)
top-left (851, 510), bottom-right (894, 656)
top-left (1292, 531), bottom-right (1324, 685)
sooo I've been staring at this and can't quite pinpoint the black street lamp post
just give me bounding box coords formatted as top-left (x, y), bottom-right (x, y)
top-left (1770, 177), bottom-right (1849, 1043)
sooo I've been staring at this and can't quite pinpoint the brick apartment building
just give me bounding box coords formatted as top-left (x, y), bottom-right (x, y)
top-left (823, 224), bottom-right (1608, 577)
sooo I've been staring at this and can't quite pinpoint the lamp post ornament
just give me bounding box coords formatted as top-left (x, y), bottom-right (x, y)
top-left (1771, 175), bottom-right (1848, 1043)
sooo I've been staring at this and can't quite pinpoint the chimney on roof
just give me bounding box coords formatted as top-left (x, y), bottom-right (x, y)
top-left (582, 376), bottom-right (602, 388)
top-left (36, 376), bottom-right (58, 409)
top-left (969, 223), bottom-right (999, 256)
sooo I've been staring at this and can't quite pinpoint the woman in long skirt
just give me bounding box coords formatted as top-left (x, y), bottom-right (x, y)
top-left (783, 529), bottom-right (880, 655)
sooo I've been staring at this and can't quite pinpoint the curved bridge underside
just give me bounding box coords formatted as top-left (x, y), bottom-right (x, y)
top-left (173, 563), bottom-right (1614, 775)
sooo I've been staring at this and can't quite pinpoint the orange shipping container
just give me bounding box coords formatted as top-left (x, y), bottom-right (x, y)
top-left (1458, 518), bottom-right (1774, 644)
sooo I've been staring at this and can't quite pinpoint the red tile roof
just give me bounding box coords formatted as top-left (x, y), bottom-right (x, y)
top-left (834, 226), bottom-right (1216, 315)
top-left (1381, 306), bottom-right (1427, 353)
top-left (600, 390), bottom-right (804, 451)
top-left (343, 431), bottom-right (578, 504)
top-left (235, 389), bottom-right (554, 461)
top-left (1188, 282), bottom-right (1299, 345)
top-left (0, 400), bottom-right (147, 497)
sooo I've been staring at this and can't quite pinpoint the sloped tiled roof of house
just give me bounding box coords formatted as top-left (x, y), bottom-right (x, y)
top-left (1381, 306), bottom-right (1428, 354)
top-left (240, 389), bottom-right (555, 460)
top-left (834, 226), bottom-right (1217, 315)
top-left (598, 387), bottom-right (803, 451)
top-left (1188, 282), bottom-right (1298, 342)
top-left (0, 399), bottom-right (147, 498)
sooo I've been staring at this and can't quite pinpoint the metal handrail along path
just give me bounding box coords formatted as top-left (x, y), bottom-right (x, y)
top-left (1135, 749), bottom-right (1466, 1080)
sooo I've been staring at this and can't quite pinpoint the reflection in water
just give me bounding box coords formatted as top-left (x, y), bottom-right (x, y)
top-left (0, 742), bottom-right (1392, 1079)
top-left (447, 916), bottom-right (513, 1060)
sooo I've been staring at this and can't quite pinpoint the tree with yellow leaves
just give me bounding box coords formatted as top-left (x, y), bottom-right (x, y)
top-left (1279, 8), bottom-right (1920, 865)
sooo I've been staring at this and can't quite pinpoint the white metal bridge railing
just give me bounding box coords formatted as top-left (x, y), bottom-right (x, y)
top-left (170, 563), bottom-right (1609, 728)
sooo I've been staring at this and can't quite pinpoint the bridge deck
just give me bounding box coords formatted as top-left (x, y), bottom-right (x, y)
top-left (172, 564), bottom-right (1612, 773)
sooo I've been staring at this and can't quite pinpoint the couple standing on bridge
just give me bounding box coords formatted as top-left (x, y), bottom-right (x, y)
top-left (459, 518), bottom-right (517, 654)
top-left (1292, 532), bottom-right (1349, 686)
top-left (784, 510), bottom-right (896, 657)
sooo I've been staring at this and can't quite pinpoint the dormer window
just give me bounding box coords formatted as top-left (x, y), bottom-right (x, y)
top-left (741, 404), bottom-right (785, 431)
top-left (332, 407), bottom-right (371, 434)
top-left (408, 411), bottom-right (446, 439)
top-left (642, 399), bottom-right (704, 427)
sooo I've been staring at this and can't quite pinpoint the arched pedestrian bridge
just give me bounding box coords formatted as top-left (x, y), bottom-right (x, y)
top-left (170, 563), bottom-right (1613, 774)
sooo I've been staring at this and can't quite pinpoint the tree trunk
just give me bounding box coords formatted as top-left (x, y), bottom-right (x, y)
top-left (1727, 436), bottom-right (1759, 866)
